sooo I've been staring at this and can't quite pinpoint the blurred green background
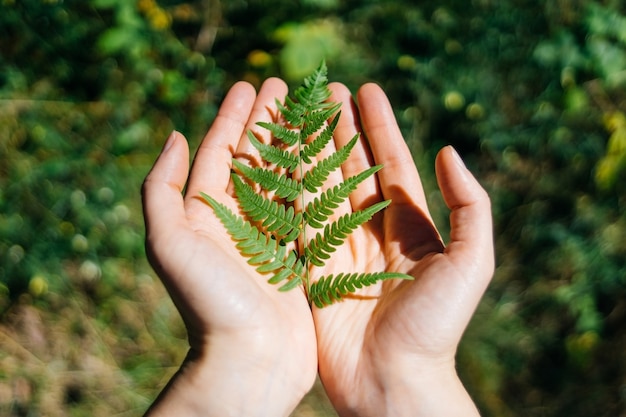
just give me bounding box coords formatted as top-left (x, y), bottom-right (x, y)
top-left (1, 0), bottom-right (625, 415)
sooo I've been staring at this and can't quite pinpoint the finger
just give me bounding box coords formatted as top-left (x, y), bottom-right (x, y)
top-left (142, 131), bottom-right (190, 256)
top-left (435, 146), bottom-right (494, 285)
top-left (185, 81), bottom-right (257, 198)
top-left (327, 82), bottom-right (380, 212)
top-left (356, 83), bottom-right (431, 217)
top-left (234, 77), bottom-right (289, 168)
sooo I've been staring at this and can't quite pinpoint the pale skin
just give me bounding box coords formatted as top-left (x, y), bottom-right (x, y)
top-left (142, 77), bottom-right (494, 416)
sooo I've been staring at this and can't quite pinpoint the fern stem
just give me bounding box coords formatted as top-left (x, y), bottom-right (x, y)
top-left (298, 129), bottom-right (311, 296)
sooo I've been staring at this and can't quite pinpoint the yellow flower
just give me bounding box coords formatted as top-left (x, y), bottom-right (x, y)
top-left (248, 50), bottom-right (273, 68)
top-left (137, 0), bottom-right (155, 14)
top-left (149, 8), bottom-right (171, 30)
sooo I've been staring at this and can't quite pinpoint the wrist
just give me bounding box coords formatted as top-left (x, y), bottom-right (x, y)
top-left (335, 357), bottom-right (479, 417)
top-left (377, 360), bottom-right (479, 417)
top-left (146, 332), bottom-right (314, 417)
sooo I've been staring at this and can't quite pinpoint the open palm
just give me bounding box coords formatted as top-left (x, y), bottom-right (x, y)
top-left (142, 78), bottom-right (316, 415)
top-left (311, 83), bottom-right (494, 415)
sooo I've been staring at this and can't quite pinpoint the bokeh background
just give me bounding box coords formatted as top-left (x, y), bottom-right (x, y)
top-left (1, 0), bottom-right (626, 416)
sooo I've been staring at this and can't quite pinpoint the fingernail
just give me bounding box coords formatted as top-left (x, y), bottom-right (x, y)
top-left (163, 130), bottom-right (178, 152)
top-left (449, 146), bottom-right (466, 169)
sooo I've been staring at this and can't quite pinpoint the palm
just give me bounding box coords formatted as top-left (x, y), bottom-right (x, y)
top-left (143, 79), bottom-right (317, 389)
top-left (175, 190), bottom-right (312, 340)
top-left (311, 83), bottom-right (493, 408)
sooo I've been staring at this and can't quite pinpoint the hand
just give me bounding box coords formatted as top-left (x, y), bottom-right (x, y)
top-left (312, 83), bottom-right (494, 416)
top-left (142, 78), bottom-right (317, 417)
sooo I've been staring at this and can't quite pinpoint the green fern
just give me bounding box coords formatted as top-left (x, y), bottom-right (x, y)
top-left (201, 62), bottom-right (413, 307)
top-left (308, 272), bottom-right (412, 309)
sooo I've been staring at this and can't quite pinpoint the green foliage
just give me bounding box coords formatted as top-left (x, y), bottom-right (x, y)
top-left (0, 1), bottom-right (217, 415)
top-left (595, 111), bottom-right (626, 190)
top-left (2, 0), bottom-right (626, 415)
top-left (201, 63), bottom-right (412, 305)
top-left (274, 20), bottom-right (353, 81)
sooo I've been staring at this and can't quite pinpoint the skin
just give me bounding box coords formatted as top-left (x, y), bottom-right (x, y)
top-left (142, 79), bottom-right (317, 417)
top-left (142, 77), bottom-right (494, 416)
top-left (313, 83), bottom-right (493, 416)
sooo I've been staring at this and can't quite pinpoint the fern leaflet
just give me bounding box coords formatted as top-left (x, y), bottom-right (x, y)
top-left (309, 272), bottom-right (411, 308)
top-left (256, 120), bottom-right (299, 146)
top-left (200, 192), bottom-right (303, 291)
top-left (233, 159), bottom-right (302, 202)
top-left (302, 133), bottom-right (359, 193)
top-left (246, 130), bottom-right (300, 173)
top-left (300, 112), bottom-right (340, 164)
top-left (232, 175), bottom-right (302, 242)
top-left (300, 103), bottom-right (342, 138)
top-left (304, 200), bottom-right (391, 267)
top-left (304, 165), bottom-right (383, 229)
top-left (296, 64), bottom-right (332, 107)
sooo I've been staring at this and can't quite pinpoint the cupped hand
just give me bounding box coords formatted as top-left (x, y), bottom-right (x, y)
top-left (312, 83), bottom-right (494, 416)
top-left (142, 78), bottom-right (317, 416)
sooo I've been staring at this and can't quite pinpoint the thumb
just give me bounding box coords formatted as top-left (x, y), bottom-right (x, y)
top-left (142, 131), bottom-right (190, 261)
top-left (435, 146), bottom-right (494, 282)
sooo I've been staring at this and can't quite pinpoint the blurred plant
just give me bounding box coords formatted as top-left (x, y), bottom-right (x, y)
top-left (340, 1), bottom-right (626, 415)
top-left (595, 111), bottom-right (626, 191)
top-left (273, 18), bottom-right (362, 82)
top-left (1, 0), bottom-right (626, 415)
top-left (0, 2), bottom-right (222, 414)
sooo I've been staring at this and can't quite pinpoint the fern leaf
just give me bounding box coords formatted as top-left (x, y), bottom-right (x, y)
top-left (300, 111), bottom-right (340, 164)
top-left (232, 174), bottom-right (303, 242)
top-left (295, 60), bottom-right (332, 108)
top-left (302, 133), bottom-right (359, 193)
top-left (304, 165), bottom-right (383, 228)
top-left (273, 62), bottom-right (335, 135)
top-left (262, 245), bottom-right (304, 290)
top-left (232, 159), bottom-right (302, 202)
top-left (246, 130), bottom-right (300, 173)
top-left (304, 200), bottom-right (391, 267)
top-left (300, 103), bottom-right (342, 138)
top-left (308, 272), bottom-right (414, 308)
top-left (267, 250), bottom-right (306, 291)
top-left (256, 119), bottom-right (299, 146)
top-left (278, 96), bottom-right (308, 128)
top-left (200, 192), bottom-right (304, 289)
top-left (199, 192), bottom-right (276, 258)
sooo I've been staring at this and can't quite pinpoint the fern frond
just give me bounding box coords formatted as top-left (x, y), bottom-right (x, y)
top-left (232, 159), bottom-right (302, 202)
top-left (300, 110), bottom-right (340, 164)
top-left (200, 192), bottom-right (304, 289)
top-left (302, 133), bottom-right (359, 193)
top-left (256, 119), bottom-right (299, 146)
top-left (304, 200), bottom-right (391, 267)
top-left (232, 175), bottom-right (303, 242)
top-left (246, 130), bottom-right (300, 173)
top-left (308, 272), bottom-right (414, 308)
top-left (200, 63), bottom-right (405, 306)
top-left (304, 165), bottom-right (383, 229)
